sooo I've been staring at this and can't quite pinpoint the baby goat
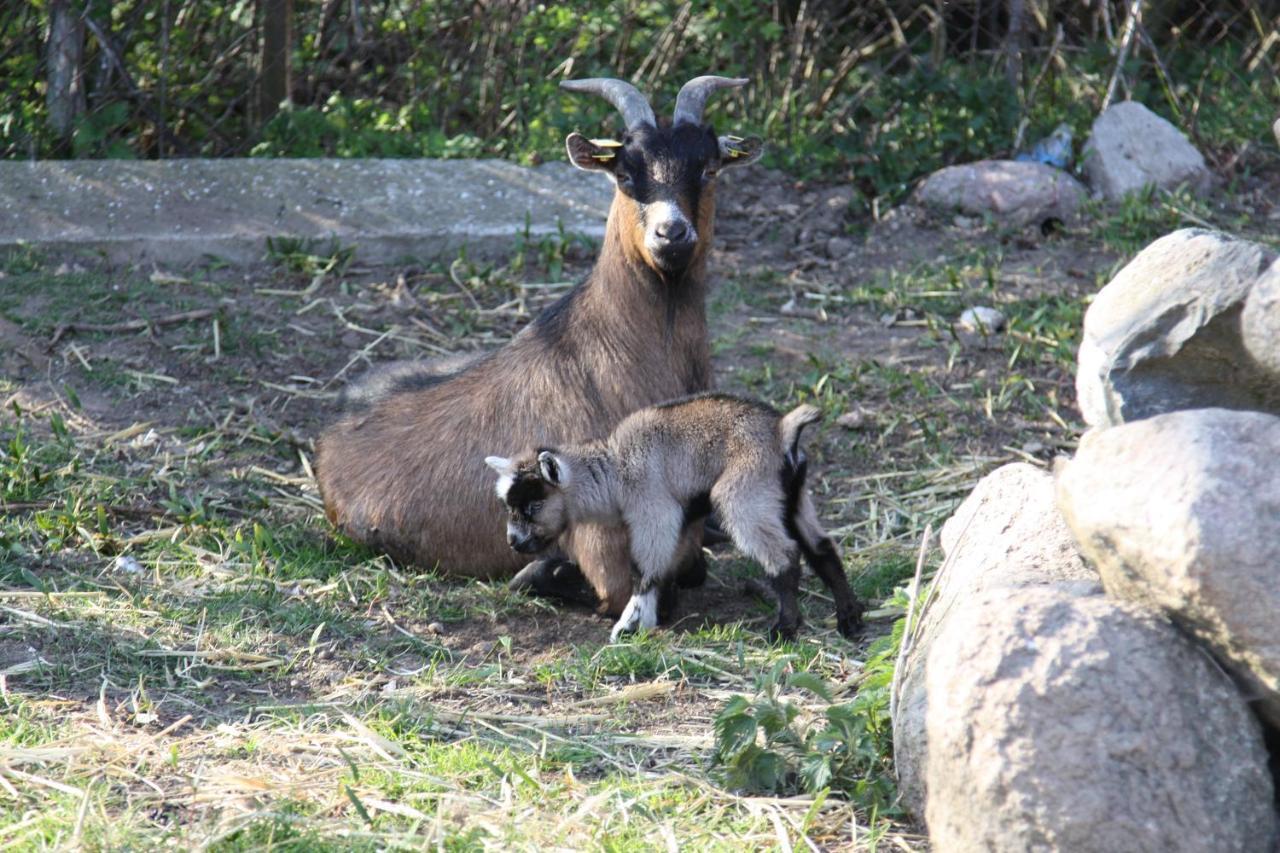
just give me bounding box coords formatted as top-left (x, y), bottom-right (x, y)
top-left (486, 393), bottom-right (865, 642)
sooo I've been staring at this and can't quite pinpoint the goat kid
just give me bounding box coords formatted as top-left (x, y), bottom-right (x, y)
top-left (315, 76), bottom-right (763, 615)
top-left (486, 393), bottom-right (866, 642)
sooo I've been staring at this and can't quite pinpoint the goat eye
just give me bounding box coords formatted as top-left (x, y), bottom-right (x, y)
top-left (702, 165), bottom-right (719, 182)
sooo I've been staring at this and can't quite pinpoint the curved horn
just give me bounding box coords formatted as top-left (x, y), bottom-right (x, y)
top-left (672, 76), bottom-right (747, 126)
top-left (560, 78), bottom-right (656, 130)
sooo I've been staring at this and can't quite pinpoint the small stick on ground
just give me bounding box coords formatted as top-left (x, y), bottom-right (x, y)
top-left (51, 308), bottom-right (217, 345)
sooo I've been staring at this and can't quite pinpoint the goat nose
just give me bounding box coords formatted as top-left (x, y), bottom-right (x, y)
top-left (655, 219), bottom-right (689, 243)
top-left (508, 533), bottom-right (520, 547)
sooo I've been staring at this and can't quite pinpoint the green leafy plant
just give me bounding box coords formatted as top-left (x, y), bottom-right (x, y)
top-left (712, 629), bottom-right (901, 812)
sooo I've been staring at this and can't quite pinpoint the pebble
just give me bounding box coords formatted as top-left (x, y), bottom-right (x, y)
top-left (826, 236), bottom-right (855, 259)
top-left (958, 306), bottom-right (1007, 334)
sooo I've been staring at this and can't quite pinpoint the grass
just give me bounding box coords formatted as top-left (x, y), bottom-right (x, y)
top-left (4, 173), bottom-right (1234, 846)
top-left (0, 240), bottom-right (943, 850)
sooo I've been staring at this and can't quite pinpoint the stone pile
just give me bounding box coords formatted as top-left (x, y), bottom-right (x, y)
top-left (892, 228), bottom-right (1280, 851)
top-left (914, 100), bottom-right (1212, 228)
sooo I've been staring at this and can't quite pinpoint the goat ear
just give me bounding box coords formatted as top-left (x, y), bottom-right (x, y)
top-left (537, 450), bottom-right (570, 488)
top-left (484, 456), bottom-right (515, 476)
top-left (718, 134), bottom-right (764, 170)
top-left (566, 132), bottom-right (621, 173)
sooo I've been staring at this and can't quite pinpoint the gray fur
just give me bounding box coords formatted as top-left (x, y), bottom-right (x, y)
top-left (490, 393), bottom-right (865, 641)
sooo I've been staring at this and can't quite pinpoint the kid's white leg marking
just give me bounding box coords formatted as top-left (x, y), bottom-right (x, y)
top-left (634, 588), bottom-right (659, 628)
top-left (609, 589), bottom-right (660, 642)
top-left (611, 596), bottom-right (641, 642)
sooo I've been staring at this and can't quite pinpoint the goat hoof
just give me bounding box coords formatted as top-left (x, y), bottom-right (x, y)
top-left (836, 604), bottom-right (866, 639)
top-left (767, 624), bottom-right (798, 644)
top-left (509, 559), bottom-right (556, 591)
top-left (610, 619), bottom-right (640, 643)
top-left (837, 614), bottom-right (864, 639)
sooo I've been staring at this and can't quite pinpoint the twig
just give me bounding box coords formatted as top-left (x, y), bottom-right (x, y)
top-left (51, 308), bottom-right (216, 345)
top-left (1102, 0), bottom-right (1143, 112)
top-left (1013, 24), bottom-right (1065, 151)
top-left (888, 523), bottom-right (932, 725)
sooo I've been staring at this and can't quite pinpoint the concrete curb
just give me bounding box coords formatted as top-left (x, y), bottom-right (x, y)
top-left (0, 158), bottom-right (613, 266)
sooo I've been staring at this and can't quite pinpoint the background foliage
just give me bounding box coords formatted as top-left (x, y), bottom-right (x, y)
top-left (2, 1), bottom-right (1279, 200)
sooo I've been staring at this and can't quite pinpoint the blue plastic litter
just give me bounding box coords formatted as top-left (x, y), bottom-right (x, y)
top-left (1015, 122), bottom-right (1073, 170)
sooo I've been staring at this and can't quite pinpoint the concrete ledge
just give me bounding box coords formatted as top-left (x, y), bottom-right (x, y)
top-left (0, 158), bottom-right (613, 266)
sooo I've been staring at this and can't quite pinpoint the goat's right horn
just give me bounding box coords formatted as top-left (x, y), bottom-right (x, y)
top-left (560, 78), bottom-right (656, 131)
top-left (672, 76), bottom-right (747, 126)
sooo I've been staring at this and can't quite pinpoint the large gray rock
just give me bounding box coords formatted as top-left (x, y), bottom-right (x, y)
top-left (915, 159), bottom-right (1086, 227)
top-left (1076, 228), bottom-right (1279, 427)
top-left (894, 464), bottom-right (1098, 815)
top-left (1083, 101), bottom-right (1211, 199)
top-left (1242, 256), bottom-right (1280, 376)
top-left (1056, 408), bottom-right (1280, 726)
top-left (923, 587), bottom-right (1276, 853)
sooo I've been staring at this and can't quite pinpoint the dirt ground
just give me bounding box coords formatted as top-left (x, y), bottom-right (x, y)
top-left (2, 163), bottom-right (1278, 848)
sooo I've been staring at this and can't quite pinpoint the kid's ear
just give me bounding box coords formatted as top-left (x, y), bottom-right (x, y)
top-left (537, 450), bottom-right (570, 488)
top-left (718, 134), bottom-right (764, 170)
top-left (566, 132), bottom-right (622, 174)
top-left (484, 456), bottom-right (515, 477)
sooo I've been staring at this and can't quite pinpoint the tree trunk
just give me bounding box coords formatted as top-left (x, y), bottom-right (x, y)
top-left (46, 0), bottom-right (86, 143)
top-left (1004, 0), bottom-right (1026, 90)
top-left (260, 0), bottom-right (293, 121)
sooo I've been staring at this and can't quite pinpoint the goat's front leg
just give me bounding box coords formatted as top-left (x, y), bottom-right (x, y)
top-left (508, 557), bottom-right (599, 608)
top-left (610, 501), bottom-right (683, 642)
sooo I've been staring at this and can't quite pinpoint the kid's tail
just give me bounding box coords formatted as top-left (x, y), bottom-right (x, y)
top-left (779, 404), bottom-right (821, 461)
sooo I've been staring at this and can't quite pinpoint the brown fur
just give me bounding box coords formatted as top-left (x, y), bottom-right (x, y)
top-left (316, 184), bottom-right (718, 613)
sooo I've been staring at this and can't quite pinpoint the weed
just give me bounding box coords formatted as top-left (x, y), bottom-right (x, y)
top-left (712, 641), bottom-right (899, 812)
top-left (264, 236), bottom-right (356, 277)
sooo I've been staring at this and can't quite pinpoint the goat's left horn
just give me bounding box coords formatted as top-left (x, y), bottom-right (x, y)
top-left (672, 76), bottom-right (747, 127)
top-left (560, 78), bottom-right (656, 131)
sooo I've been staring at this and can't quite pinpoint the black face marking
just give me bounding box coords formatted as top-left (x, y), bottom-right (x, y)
top-left (615, 124), bottom-right (720, 211)
top-left (505, 473), bottom-right (548, 513)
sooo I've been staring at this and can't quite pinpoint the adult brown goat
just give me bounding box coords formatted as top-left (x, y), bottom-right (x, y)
top-left (315, 75), bottom-right (763, 614)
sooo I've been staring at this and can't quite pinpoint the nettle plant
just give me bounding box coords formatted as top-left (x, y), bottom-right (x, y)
top-left (711, 631), bottom-right (902, 811)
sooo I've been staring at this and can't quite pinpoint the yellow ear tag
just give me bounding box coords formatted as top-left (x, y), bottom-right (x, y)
top-left (727, 148), bottom-right (745, 158)
top-left (589, 139), bottom-right (621, 161)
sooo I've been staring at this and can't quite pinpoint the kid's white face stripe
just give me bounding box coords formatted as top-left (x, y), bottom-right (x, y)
top-left (484, 456), bottom-right (516, 500)
top-left (494, 474), bottom-right (514, 500)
